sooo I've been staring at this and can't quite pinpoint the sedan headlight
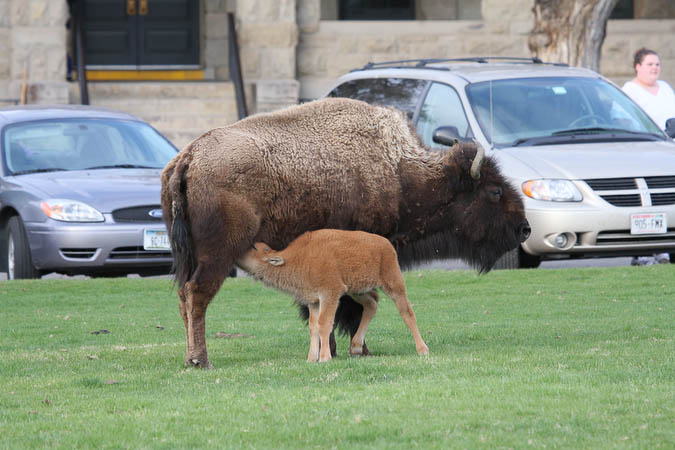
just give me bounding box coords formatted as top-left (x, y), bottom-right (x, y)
top-left (522, 179), bottom-right (582, 202)
top-left (40, 199), bottom-right (105, 222)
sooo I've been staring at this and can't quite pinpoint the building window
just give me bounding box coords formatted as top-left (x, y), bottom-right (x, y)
top-left (339, 0), bottom-right (415, 20)
top-left (321, 0), bottom-right (482, 20)
top-left (610, 0), bottom-right (633, 19)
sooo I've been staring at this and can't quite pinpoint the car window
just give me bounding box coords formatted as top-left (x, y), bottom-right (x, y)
top-left (327, 78), bottom-right (428, 120)
top-left (417, 82), bottom-right (473, 149)
top-left (466, 77), bottom-right (664, 147)
top-left (2, 119), bottom-right (177, 174)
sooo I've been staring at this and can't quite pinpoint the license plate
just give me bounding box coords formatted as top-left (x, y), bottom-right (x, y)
top-left (144, 229), bottom-right (171, 250)
top-left (630, 213), bottom-right (667, 235)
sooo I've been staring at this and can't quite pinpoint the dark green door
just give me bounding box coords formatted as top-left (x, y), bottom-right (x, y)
top-left (82, 0), bottom-right (199, 67)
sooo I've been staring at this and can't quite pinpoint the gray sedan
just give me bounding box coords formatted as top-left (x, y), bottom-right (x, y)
top-left (0, 105), bottom-right (177, 279)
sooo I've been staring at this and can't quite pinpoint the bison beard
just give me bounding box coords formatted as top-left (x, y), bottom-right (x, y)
top-left (162, 97), bottom-right (530, 368)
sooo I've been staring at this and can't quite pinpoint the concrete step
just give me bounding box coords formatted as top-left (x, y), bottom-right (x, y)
top-left (87, 81), bottom-right (238, 100)
top-left (90, 97), bottom-right (239, 117)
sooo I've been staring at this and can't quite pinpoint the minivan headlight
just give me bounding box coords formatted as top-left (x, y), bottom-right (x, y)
top-left (41, 199), bottom-right (105, 222)
top-left (522, 180), bottom-right (582, 202)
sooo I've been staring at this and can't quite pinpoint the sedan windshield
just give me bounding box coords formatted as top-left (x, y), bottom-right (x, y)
top-left (2, 118), bottom-right (177, 175)
top-left (465, 77), bottom-right (665, 148)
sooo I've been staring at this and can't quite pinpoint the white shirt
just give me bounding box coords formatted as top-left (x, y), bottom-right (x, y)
top-left (622, 80), bottom-right (675, 130)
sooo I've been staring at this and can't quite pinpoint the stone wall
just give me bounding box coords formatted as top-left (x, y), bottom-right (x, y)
top-left (0, 0), bottom-right (69, 104)
top-left (203, 0), bottom-right (234, 81)
top-left (236, 0), bottom-right (299, 112)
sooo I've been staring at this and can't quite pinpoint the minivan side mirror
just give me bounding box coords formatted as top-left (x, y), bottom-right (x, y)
top-left (432, 126), bottom-right (461, 147)
top-left (665, 118), bottom-right (675, 138)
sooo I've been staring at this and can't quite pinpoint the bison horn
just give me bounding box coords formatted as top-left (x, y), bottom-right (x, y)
top-left (470, 141), bottom-right (485, 180)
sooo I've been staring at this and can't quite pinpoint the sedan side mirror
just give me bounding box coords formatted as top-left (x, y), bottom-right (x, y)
top-left (665, 118), bottom-right (675, 138)
top-left (432, 126), bottom-right (461, 147)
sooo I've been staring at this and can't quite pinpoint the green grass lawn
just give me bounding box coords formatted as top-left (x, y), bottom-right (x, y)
top-left (0, 266), bottom-right (673, 449)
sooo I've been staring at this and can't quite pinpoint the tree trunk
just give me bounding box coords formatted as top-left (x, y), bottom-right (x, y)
top-left (528, 0), bottom-right (619, 71)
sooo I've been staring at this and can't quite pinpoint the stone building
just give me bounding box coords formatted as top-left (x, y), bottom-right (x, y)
top-left (1, 0), bottom-right (673, 148)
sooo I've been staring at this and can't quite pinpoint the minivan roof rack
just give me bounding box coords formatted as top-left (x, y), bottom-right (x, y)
top-left (356, 57), bottom-right (568, 71)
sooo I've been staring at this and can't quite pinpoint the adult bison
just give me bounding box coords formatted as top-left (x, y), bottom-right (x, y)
top-left (161, 97), bottom-right (530, 368)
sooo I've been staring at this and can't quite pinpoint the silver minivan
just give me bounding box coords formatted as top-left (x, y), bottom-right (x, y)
top-left (325, 57), bottom-right (675, 268)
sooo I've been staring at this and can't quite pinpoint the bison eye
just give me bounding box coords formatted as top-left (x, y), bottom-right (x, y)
top-left (264, 247), bottom-right (271, 253)
top-left (489, 186), bottom-right (503, 202)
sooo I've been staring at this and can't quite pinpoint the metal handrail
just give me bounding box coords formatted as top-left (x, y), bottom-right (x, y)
top-left (228, 12), bottom-right (247, 119)
top-left (72, 0), bottom-right (89, 105)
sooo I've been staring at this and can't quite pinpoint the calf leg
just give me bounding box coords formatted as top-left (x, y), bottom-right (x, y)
top-left (349, 291), bottom-right (379, 356)
top-left (383, 275), bottom-right (429, 356)
top-left (307, 302), bottom-right (320, 362)
top-left (318, 295), bottom-right (340, 362)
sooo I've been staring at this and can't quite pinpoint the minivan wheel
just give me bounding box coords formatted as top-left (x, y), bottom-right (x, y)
top-left (6, 216), bottom-right (41, 279)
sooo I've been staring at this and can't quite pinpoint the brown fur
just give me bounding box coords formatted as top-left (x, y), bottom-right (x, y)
top-left (237, 229), bottom-right (429, 362)
top-left (161, 97), bottom-right (529, 368)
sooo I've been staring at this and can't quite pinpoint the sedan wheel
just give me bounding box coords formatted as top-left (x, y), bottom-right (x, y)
top-left (6, 216), bottom-right (41, 280)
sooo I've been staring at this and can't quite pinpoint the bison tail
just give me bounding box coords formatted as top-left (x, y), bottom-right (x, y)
top-left (163, 158), bottom-right (196, 288)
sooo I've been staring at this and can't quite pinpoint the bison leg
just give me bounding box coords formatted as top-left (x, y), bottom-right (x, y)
top-left (181, 271), bottom-right (226, 369)
top-left (349, 291), bottom-right (379, 356)
top-left (335, 296), bottom-right (372, 356)
top-left (383, 276), bottom-right (429, 356)
top-left (180, 195), bottom-right (260, 368)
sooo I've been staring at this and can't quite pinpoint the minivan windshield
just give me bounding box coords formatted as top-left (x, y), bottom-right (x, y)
top-left (465, 77), bottom-right (665, 148)
top-left (2, 118), bottom-right (177, 175)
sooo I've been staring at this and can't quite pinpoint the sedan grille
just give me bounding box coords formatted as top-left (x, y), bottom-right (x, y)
top-left (109, 246), bottom-right (172, 260)
top-left (60, 248), bottom-right (98, 259)
top-left (584, 176), bottom-right (675, 207)
top-left (112, 205), bottom-right (164, 223)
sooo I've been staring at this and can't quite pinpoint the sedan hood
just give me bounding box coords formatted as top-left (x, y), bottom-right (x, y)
top-left (18, 169), bottom-right (164, 212)
top-left (496, 140), bottom-right (675, 180)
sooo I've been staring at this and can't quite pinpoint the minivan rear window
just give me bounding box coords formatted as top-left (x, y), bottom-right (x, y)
top-left (328, 78), bottom-right (428, 119)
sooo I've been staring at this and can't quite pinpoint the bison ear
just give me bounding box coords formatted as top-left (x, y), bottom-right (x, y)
top-left (266, 256), bottom-right (285, 266)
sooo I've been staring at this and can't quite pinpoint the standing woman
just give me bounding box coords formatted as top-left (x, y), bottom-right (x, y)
top-left (623, 48), bottom-right (675, 131)
top-left (623, 48), bottom-right (675, 265)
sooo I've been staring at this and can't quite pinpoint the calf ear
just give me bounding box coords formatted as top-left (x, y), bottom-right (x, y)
top-left (266, 256), bottom-right (285, 266)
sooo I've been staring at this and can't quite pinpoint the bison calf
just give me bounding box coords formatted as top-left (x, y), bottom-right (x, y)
top-left (237, 229), bottom-right (429, 362)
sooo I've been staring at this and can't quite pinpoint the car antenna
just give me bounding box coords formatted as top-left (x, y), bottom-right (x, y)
top-left (488, 47), bottom-right (495, 150)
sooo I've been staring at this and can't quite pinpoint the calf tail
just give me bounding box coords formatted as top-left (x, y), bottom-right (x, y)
top-left (162, 156), bottom-right (196, 288)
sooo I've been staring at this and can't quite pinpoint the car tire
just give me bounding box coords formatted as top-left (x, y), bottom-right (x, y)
top-left (6, 216), bottom-right (42, 280)
top-left (493, 247), bottom-right (541, 270)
